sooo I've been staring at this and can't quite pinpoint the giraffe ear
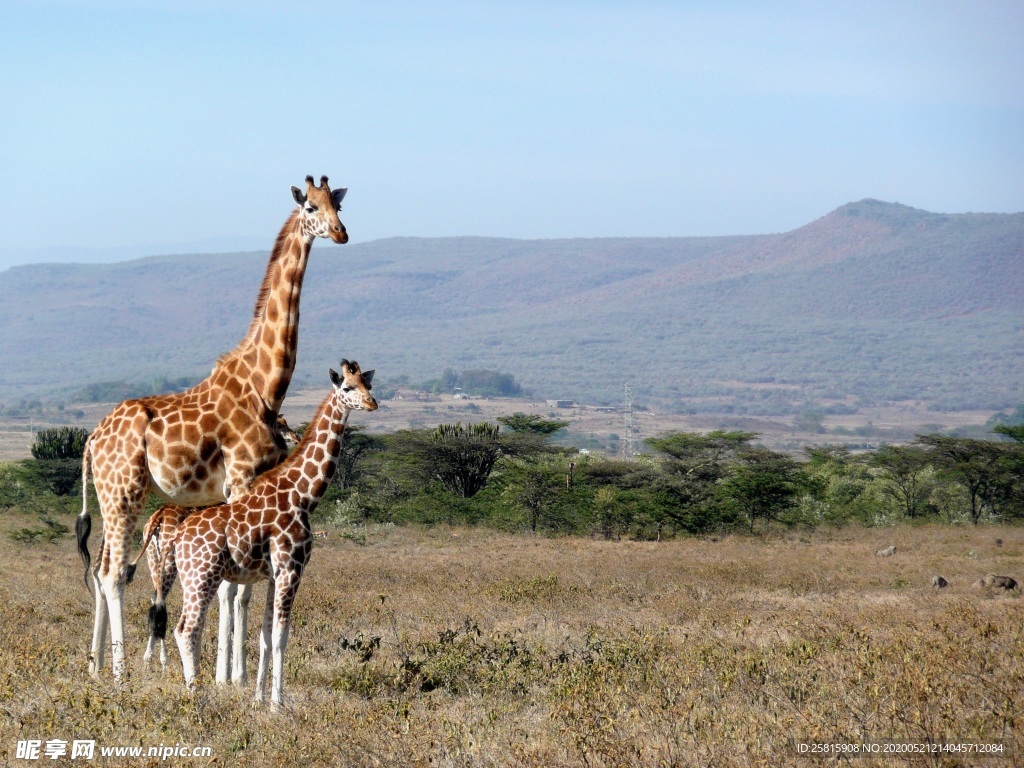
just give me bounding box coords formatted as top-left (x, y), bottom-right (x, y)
top-left (291, 186), bottom-right (307, 205)
top-left (329, 368), bottom-right (340, 387)
top-left (362, 369), bottom-right (374, 386)
top-left (332, 188), bottom-right (348, 207)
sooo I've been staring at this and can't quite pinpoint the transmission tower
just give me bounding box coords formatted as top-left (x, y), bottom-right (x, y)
top-left (622, 382), bottom-right (636, 459)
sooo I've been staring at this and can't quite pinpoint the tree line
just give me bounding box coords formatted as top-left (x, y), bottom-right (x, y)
top-left (5, 417), bottom-right (1023, 539)
top-left (308, 415), bottom-right (1024, 537)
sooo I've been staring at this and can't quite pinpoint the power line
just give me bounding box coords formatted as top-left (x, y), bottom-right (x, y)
top-left (623, 382), bottom-right (636, 459)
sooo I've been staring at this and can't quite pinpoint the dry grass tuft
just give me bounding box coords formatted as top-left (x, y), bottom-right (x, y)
top-left (1, 518), bottom-right (1021, 766)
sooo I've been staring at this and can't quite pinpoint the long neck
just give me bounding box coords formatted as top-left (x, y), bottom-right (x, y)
top-left (216, 211), bottom-right (314, 411)
top-left (277, 392), bottom-right (349, 509)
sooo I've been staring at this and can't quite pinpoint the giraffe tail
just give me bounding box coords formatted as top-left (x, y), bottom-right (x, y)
top-left (75, 437), bottom-right (94, 590)
top-left (148, 520), bottom-right (173, 644)
top-left (126, 508), bottom-right (161, 587)
top-left (148, 601), bottom-right (168, 644)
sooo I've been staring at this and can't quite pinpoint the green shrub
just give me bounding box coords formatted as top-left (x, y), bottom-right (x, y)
top-left (0, 463), bottom-right (31, 509)
top-left (30, 427), bottom-right (89, 461)
top-left (24, 459), bottom-right (81, 497)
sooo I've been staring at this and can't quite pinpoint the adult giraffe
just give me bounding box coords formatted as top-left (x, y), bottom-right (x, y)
top-left (78, 176), bottom-right (347, 679)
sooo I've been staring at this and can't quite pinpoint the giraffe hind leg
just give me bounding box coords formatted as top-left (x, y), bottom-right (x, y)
top-left (99, 566), bottom-right (129, 680)
top-left (92, 491), bottom-right (147, 680)
top-left (86, 405), bottom-right (150, 679)
top-left (88, 565), bottom-right (109, 675)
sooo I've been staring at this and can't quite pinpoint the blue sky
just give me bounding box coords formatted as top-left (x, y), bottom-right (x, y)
top-left (0, 1), bottom-right (1021, 268)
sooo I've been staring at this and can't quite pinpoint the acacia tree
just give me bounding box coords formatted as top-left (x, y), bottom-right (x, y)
top-left (915, 435), bottom-right (1011, 524)
top-left (330, 426), bottom-right (387, 492)
top-left (498, 413), bottom-right (569, 436)
top-left (392, 422), bottom-right (545, 499)
top-left (645, 431), bottom-right (756, 533)
top-left (718, 446), bottom-right (803, 533)
top-left (800, 446), bottom-right (875, 526)
top-left (502, 455), bottom-right (575, 533)
top-left (987, 428), bottom-right (1024, 520)
top-left (994, 424), bottom-right (1024, 444)
top-left (574, 457), bottom-right (659, 538)
top-left (871, 445), bottom-right (934, 519)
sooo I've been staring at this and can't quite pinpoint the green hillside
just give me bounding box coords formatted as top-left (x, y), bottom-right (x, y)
top-left (0, 199), bottom-right (1021, 414)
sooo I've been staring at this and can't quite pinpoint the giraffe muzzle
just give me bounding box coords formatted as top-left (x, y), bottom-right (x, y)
top-left (329, 226), bottom-right (348, 245)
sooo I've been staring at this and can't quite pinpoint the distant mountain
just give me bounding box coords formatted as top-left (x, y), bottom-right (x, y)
top-left (0, 236), bottom-right (271, 272)
top-left (1, 200), bottom-right (1021, 414)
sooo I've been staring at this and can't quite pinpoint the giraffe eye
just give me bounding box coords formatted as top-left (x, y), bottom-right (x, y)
top-left (305, 203), bottom-right (318, 213)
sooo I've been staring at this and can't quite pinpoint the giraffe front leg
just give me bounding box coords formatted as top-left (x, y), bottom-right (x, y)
top-left (254, 579), bottom-right (275, 705)
top-left (270, 571), bottom-right (299, 712)
top-left (270, 615), bottom-right (292, 713)
top-left (215, 581), bottom-right (236, 684)
top-left (232, 583), bottom-right (253, 685)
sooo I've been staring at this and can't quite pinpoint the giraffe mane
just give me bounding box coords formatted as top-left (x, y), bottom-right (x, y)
top-left (259, 388), bottom-right (337, 483)
top-left (214, 209), bottom-right (301, 368)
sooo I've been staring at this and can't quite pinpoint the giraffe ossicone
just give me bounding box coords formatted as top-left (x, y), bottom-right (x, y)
top-left (154, 360), bottom-right (377, 711)
top-left (77, 176), bottom-right (349, 680)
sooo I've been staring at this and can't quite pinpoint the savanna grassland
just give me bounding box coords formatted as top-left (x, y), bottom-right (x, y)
top-left (1, 520), bottom-right (1021, 767)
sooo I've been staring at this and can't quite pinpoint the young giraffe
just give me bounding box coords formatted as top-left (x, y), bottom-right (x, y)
top-left (78, 176), bottom-right (348, 679)
top-left (130, 415), bottom-right (300, 677)
top-left (153, 360), bottom-right (377, 711)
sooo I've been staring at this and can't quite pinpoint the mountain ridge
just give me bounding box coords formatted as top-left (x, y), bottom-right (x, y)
top-left (1, 200), bottom-right (1021, 414)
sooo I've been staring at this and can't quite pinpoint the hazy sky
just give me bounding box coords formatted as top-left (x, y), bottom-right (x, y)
top-left (1, 1), bottom-right (1021, 268)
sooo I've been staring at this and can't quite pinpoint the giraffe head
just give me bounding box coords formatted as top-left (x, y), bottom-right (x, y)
top-left (274, 413), bottom-right (301, 448)
top-left (330, 359), bottom-right (378, 412)
top-left (291, 175), bottom-right (348, 244)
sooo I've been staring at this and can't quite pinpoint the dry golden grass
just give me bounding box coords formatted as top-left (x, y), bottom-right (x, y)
top-left (1, 518), bottom-right (1021, 767)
